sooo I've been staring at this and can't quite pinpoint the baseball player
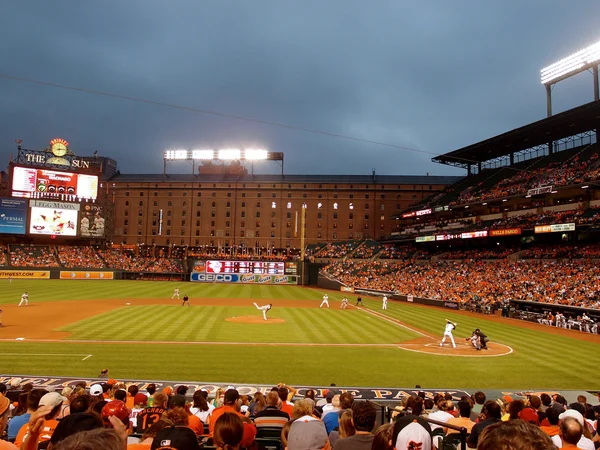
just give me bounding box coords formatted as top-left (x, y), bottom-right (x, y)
top-left (467, 331), bottom-right (481, 350)
top-left (475, 329), bottom-right (489, 349)
top-left (555, 312), bottom-right (566, 328)
top-left (18, 292), bottom-right (28, 307)
top-left (340, 297), bottom-right (348, 309)
top-left (253, 302), bottom-right (272, 321)
top-left (182, 294), bottom-right (190, 307)
top-left (172, 288), bottom-right (180, 300)
top-left (355, 296), bottom-right (363, 306)
top-left (382, 296), bottom-right (388, 310)
top-left (440, 319), bottom-right (457, 348)
top-left (320, 294), bottom-right (330, 308)
top-left (8, 275), bottom-right (11, 283)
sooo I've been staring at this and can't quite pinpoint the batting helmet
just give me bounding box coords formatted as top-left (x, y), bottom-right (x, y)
top-left (101, 400), bottom-right (130, 427)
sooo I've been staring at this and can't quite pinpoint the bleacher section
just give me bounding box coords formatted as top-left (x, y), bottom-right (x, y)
top-left (9, 245), bottom-right (60, 268)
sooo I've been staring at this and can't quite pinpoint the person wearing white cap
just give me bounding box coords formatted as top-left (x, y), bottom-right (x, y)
top-left (13, 392), bottom-right (66, 447)
top-left (90, 384), bottom-right (104, 397)
top-left (439, 319), bottom-right (457, 348)
top-left (551, 409), bottom-right (595, 450)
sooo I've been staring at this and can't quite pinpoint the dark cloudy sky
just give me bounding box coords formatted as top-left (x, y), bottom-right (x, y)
top-left (1, 1), bottom-right (599, 176)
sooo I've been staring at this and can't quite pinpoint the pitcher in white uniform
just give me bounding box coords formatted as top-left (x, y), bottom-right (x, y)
top-left (253, 302), bottom-right (272, 321)
top-left (440, 320), bottom-right (457, 348)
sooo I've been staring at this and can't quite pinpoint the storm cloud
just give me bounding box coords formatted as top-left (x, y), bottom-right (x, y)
top-left (1, 1), bottom-right (599, 176)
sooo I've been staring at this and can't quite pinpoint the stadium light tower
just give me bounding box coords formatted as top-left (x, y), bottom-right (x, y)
top-left (163, 148), bottom-right (284, 176)
top-left (541, 39), bottom-right (600, 116)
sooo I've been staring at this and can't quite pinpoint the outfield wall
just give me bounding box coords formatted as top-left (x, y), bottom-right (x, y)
top-left (190, 273), bottom-right (298, 284)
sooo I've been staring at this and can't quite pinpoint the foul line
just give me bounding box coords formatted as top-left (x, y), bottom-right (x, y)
top-left (81, 354), bottom-right (93, 361)
top-left (0, 352), bottom-right (91, 357)
top-left (356, 307), bottom-right (428, 337)
top-left (0, 338), bottom-right (400, 347)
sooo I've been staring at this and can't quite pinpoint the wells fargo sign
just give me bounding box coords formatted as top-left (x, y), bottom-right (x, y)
top-left (489, 228), bottom-right (522, 237)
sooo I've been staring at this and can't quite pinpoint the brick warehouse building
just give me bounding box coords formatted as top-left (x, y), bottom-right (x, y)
top-left (108, 169), bottom-right (461, 250)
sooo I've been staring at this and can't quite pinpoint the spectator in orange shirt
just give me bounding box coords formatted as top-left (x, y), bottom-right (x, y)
top-left (14, 392), bottom-right (66, 447)
top-left (209, 389), bottom-right (256, 447)
top-left (170, 395), bottom-right (203, 436)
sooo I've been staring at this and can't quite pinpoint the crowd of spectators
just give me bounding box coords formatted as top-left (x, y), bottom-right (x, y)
top-left (57, 246), bottom-right (106, 269)
top-left (379, 245), bottom-right (416, 260)
top-left (1, 378), bottom-right (599, 450)
top-left (439, 247), bottom-right (517, 260)
top-left (352, 240), bottom-right (382, 259)
top-left (313, 241), bottom-right (359, 259)
top-left (520, 243), bottom-right (600, 260)
top-left (453, 148), bottom-right (600, 205)
top-left (9, 245), bottom-right (59, 268)
top-left (98, 251), bottom-right (184, 273)
top-left (324, 259), bottom-right (600, 309)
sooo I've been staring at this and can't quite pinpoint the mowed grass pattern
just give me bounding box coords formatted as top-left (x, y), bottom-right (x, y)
top-left (58, 305), bottom-right (417, 344)
top-left (1, 280), bottom-right (600, 388)
top-left (0, 279), bottom-right (333, 303)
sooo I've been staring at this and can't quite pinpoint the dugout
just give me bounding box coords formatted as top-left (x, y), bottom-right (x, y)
top-left (509, 299), bottom-right (600, 322)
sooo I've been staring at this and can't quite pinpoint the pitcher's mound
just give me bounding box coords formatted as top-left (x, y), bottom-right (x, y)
top-left (226, 316), bottom-right (285, 324)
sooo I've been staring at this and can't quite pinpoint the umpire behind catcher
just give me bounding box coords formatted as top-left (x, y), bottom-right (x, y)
top-left (475, 329), bottom-right (489, 350)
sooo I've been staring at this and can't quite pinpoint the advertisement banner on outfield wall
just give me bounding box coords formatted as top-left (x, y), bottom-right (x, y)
top-left (59, 271), bottom-right (114, 280)
top-left (0, 270), bottom-right (50, 279)
top-left (0, 198), bottom-right (27, 235)
top-left (340, 286), bottom-right (355, 293)
top-left (190, 273), bottom-right (297, 284)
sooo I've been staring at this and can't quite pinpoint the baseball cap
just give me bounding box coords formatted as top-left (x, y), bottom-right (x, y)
top-left (393, 415), bottom-right (433, 450)
top-left (134, 393), bottom-right (148, 405)
top-left (518, 407), bottom-right (539, 425)
top-left (89, 384), bottom-right (103, 396)
top-left (39, 392), bottom-right (67, 408)
top-left (50, 412), bottom-right (104, 445)
top-left (0, 396), bottom-right (9, 416)
top-left (170, 395), bottom-right (187, 408)
top-left (288, 418), bottom-right (328, 450)
top-left (224, 389), bottom-right (240, 404)
top-left (326, 391), bottom-right (335, 400)
top-left (151, 426), bottom-right (200, 450)
top-left (559, 409), bottom-right (585, 427)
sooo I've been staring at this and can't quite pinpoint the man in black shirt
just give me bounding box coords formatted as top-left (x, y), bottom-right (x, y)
top-left (475, 329), bottom-right (489, 349)
top-left (467, 401), bottom-right (502, 448)
top-left (355, 296), bottom-right (363, 306)
top-left (182, 294), bottom-right (190, 307)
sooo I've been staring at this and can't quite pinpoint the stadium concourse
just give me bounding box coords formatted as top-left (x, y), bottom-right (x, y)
top-left (0, 376), bottom-right (599, 450)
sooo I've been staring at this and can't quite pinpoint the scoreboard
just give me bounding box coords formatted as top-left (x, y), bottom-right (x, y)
top-left (205, 260), bottom-right (297, 275)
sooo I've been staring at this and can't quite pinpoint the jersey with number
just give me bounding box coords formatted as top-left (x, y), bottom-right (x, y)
top-left (136, 407), bottom-right (166, 433)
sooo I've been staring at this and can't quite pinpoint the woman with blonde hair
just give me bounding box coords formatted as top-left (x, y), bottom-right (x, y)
top-left (329, 409), bottom-right (355, 447)
top-left (212, 388), bottom-right (225, 408)
top-left (249, 392), bottom-right (266, 417)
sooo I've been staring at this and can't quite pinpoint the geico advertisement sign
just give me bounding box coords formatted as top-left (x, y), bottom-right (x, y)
top-left (191, 273), bottom-right (240, 283)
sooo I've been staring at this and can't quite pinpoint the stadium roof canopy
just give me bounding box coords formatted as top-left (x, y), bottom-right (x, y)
top-left (109, 173), bottom-right (462, 185)
top-left (432, 99), bottom-right (600, 170)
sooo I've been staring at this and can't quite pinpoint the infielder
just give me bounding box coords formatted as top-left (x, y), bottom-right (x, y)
top-left (340, 298), bottom-right (348, 309)
top-left (172, 288), bottom-right (180, 300)
top-left (320, 294), bottom-right (330, 308)
top-left (182, 294), bottom-right (190, 307)
top-left (18, 292), bottom-right (28, 307)
top-left (382, 296), bottom-right (388, 310)
top-left (253, 302), bottom-right (272, 321)
top-left (440, 319), bottom-right (457, 348)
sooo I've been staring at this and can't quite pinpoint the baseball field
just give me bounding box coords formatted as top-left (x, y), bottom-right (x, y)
top-left (1, 279), bottom-right (598, 390)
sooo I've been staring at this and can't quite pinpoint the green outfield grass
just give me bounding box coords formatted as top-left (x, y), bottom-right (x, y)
top-left (1, 279), bottom-right (600, 389)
